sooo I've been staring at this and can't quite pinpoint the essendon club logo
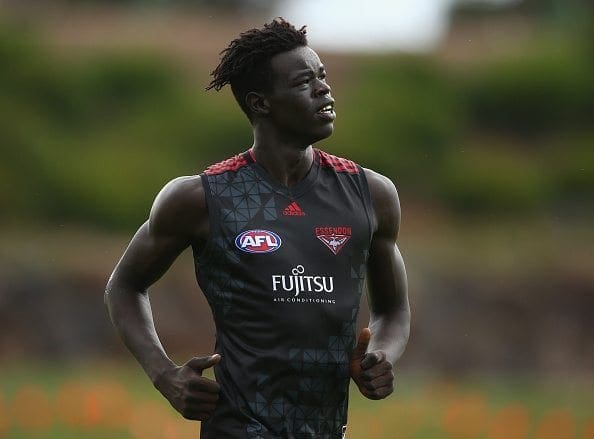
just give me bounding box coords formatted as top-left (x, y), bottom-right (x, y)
top-left (315, 226), bottom-right (352, 255)
top-left (283, 201), bottom-right (305, 216)
top-left (235, 229), bottom-right (282, 254)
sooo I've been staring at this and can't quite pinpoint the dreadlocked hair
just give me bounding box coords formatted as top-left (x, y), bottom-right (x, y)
top-left (206, 18), bottom-right (307, 120)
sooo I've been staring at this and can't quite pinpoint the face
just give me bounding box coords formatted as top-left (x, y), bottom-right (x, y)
top-left (264, 46), bottom-right (335, 145)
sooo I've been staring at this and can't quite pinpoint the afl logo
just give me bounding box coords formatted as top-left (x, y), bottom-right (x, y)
top-left (235, 229), bottom-right (282, 254)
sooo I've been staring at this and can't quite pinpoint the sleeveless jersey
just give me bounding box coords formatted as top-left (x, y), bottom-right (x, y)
top-left (194, 148), bottom-right (374, 439)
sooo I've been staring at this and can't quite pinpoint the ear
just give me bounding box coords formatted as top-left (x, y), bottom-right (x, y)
top-left (245, 91), bottom-right (270, 117)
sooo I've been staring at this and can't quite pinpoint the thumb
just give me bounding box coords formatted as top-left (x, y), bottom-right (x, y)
top-left (352, 328), bottom-right (371, 360)
top-left (186, 354), bottom-right (221, 373)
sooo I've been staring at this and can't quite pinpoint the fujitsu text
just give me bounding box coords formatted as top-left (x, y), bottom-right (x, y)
top-left (271, 265), bottom-right (334, 297)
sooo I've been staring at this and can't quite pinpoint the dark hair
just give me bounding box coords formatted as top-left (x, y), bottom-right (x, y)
top-left (206, 18), bottom-right (307, 120)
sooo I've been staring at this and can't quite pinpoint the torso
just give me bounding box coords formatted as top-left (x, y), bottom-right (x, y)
top-left (194, 148), bottom-right (374, 439)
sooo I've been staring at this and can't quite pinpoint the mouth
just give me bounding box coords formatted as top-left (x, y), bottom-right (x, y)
top-left (315, 100), bottom-right (336, 120)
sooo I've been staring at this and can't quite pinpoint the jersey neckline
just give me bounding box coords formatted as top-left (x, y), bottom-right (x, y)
top-left (242, 148), bottom-right (321, 199)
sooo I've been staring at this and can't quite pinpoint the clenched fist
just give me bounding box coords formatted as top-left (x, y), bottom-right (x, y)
top-left (350, 328), bottom-right (395, 400)
top-left (153, 354), bottom-right (221, 420)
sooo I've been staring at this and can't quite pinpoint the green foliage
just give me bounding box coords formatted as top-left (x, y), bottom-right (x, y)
top-left (328, 56), bottom-right (460, 195)
top-left (0, 26), bottom-right (591, 230)
top-left (439, 148), bottom-right (548, 214)
top-left (0, 27), bottom-right (248, 229)
top-left (461, 45), bottom-right (594, 136)
top-left (547, 135), bottom-right (594, 210)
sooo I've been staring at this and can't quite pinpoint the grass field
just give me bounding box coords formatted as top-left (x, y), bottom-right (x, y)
top-left (1, 361), bottom-right (593, 438)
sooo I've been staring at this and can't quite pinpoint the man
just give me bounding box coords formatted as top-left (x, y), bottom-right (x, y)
top-left (105, 18), bottom-right (409, 438)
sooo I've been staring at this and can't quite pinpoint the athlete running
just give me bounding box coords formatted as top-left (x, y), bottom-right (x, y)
top-left (105, 18), bottom-right (410, 438)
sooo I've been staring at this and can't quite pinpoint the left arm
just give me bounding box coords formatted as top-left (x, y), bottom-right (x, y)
top-left (350, 169), bottom-right (411, 400)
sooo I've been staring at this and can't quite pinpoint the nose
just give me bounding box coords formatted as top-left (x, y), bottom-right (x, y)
top-left (313, 78), bottom-right (331, 97)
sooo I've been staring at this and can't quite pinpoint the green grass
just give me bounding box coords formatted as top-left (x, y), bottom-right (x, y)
top-left (1, 362), bottom-right (593, 438)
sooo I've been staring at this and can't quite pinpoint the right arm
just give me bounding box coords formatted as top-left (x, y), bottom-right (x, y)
top-left (104, 175), bottom-right (219, 421)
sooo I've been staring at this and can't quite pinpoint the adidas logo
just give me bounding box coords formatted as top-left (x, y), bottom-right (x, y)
top-left (283, 201), bottom-right (306, 216)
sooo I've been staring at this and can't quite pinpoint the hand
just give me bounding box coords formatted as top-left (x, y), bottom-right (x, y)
top-left (350, 328), bottom-right (394, 400)
top-left (153, 354), bottom-right (221, 420)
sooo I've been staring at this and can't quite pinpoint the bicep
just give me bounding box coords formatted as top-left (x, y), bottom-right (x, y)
top-left (113, 221), bottom-right (188, 290)
top-left (110, 220), bottom-right (190, 291)
top-left (109, 175), bottom-right (205, 291)
top-left (367, 236), bottom-right (408, 314)
top-left (365, 169), bottom-right (407, 313)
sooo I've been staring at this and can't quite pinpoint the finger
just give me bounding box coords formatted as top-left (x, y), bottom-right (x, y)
top-left (361, 371), bottom-right (392, 390)
top-left (184, 400), bottom-right (218, 413)
top-left (362, 384), bottom-right (394, 400)
top-left (196, 411), bottom-right (217, 421)
top-left (189, 378), bottom-right (221, 393)
top-left (180, 408), bottom-right (215, 421)
top-left (352, 328), bottom-right (371, 360)
top-left (361, 351), bottom-right (386, 370)
top-left (186, 354), bottom-right (221, 373)
top-left (364, 372), bottom-right (394, 391)
top-left (186, 390), bottom-right (220, 403)
top-left (178, 398), bottom-right (219, 419)
top-left (360, 361), bottom-right (392, 380)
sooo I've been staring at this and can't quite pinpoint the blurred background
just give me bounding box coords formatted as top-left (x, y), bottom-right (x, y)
top-left (0, 0), bottom-right (593, 437)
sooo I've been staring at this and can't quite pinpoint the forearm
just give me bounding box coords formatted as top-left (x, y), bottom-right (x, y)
top-left (366, 243), bottom-right (410, 366)
top-left (105, 281), bottom-right (176, 383)
top-left (368, 306), bottom-right (410, 366)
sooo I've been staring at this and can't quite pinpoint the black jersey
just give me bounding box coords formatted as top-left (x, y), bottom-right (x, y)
top-left (194, 148), bottom-right (374, 439)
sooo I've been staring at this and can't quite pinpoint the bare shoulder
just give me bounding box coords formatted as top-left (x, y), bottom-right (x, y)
top-left (149, 175), bottom-right (208, 242)
top-left (363, 168), bottom-right (401, 239)
top-left (363, 168), bottom-right (399, 205)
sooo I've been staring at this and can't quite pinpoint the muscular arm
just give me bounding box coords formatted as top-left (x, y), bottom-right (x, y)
top-left (350, 169), bottom-right (410, 399)
top-left (105, 176), bottom-right (220, 420)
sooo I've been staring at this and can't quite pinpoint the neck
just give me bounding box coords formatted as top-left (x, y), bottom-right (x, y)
top-left (251, 127), bottom-right (314, 188)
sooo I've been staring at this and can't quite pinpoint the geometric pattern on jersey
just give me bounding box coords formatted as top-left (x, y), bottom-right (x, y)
top-left (196, 237), bottom-right (243, 317)
top-left (242, 309), bottom-right (362, 437)
top-left (198, 164), bottom-right (278, 317)
top-left (195, 148), bottom-right (374, 439)
top-left (242, 308), bottom-right (358, 439)
top-left (245, 307), bottom-right (360, 438)
top-left (208, 165), bottom-right (277, 234)
top-left (240, 309), bottom-right (358, 439)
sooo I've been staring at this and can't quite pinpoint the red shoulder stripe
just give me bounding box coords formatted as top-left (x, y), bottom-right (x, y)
top-left (317, 150), bottom-right (359, 174)
top-left (204, 154), bottom-right (249, 175)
